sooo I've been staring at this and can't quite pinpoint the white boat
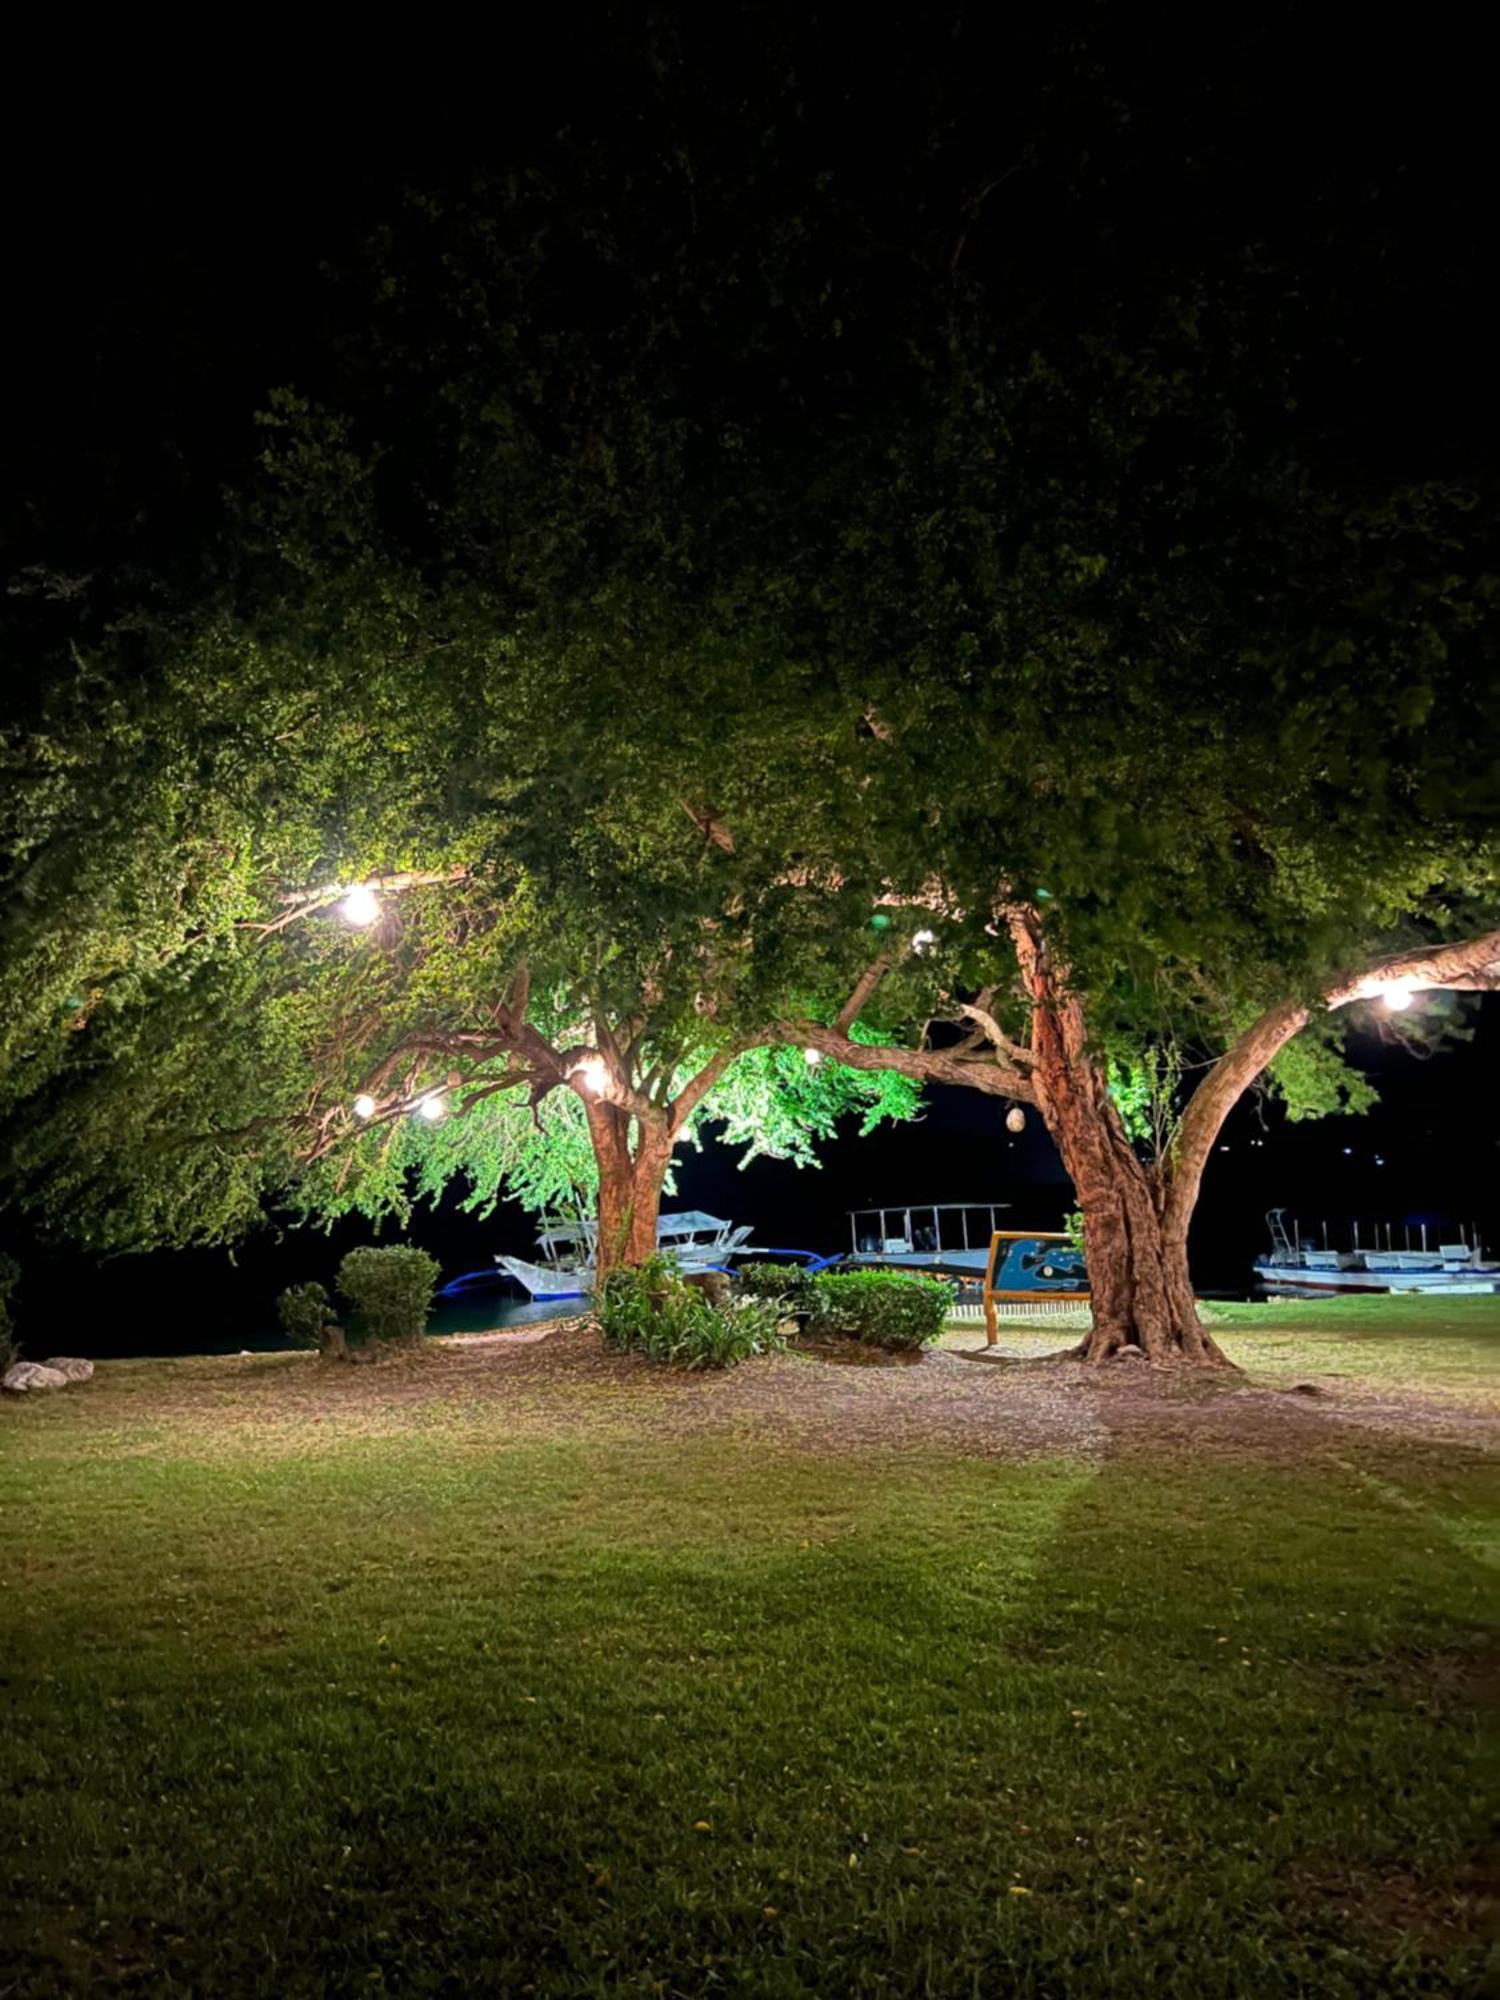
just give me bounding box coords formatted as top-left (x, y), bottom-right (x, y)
top-left (843, 1203), bottom-right (1089, 1296)
top-left (1253, 1209), bottom-right (1499, 1296)
top-left (846, 1201), bottom-right (1011, 1274)
top-left (495, 1211), bottom-right (754, 1300)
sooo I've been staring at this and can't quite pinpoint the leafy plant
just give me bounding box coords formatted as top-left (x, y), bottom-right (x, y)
top-left (277, 1280), bottom-right (343, 1357)
top-left (598, 1257), bottom-right (784, 1370)
top-left (735, 1261), bottom-right (816, 1312)
top-left (336, 1247), bottom-right (439, 1346)
top-left (808, 1270), bottom-right (953, 1351)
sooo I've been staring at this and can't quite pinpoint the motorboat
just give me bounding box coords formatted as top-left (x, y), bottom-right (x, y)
top-left (1252, 1209), bottom-right (1498, 1296)
top-left (843, 1202), bottom-right (1088, 1296)
top-left (494, 1210), bottom-right (755, 1300)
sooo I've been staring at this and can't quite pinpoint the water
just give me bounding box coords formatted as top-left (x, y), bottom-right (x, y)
top-left (68, 1278), bottom-right (568, 1361)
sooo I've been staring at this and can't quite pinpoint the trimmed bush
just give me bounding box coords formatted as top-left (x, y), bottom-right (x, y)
top-left (808, 1269), bottom-right (953, 1351)
top-left (277, 1281), bottom-right (344, 1357)
top-left (598, 1257), bottom-right (784, 1370)
top-left (735, 1261), bottom-right (815, 1311)
top-left (337, 1246), bottom-right (440, 1346)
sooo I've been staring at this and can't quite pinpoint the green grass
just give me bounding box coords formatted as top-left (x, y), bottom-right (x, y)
top-left (950, 1293), bottom-right (1500, 1401)
top-left (2, 1305), bottom-right (1497, 1996)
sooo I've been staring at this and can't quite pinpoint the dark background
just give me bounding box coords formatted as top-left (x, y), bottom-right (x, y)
top-left (2, 19), bottom-right (1494, 1352)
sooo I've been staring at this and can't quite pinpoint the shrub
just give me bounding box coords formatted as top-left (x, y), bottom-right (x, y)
top-left (598, 1256), bottom-right (784, 1370)
top-left (735, 1261), bottom-right (815, 1311)
top-left (808, 1269), bottom-right (953, 1351)
top-left (277, 1281), bottom-right (344, 1357)
top-left (337, 1246), bottom-right (440, 1345)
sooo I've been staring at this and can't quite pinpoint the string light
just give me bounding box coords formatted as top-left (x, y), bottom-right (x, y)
top-left (340, 884), bottom-right (380, 927)
top-left (352, 1094), bottom-right (376, 1120)
top-left (1006, 1106), bottom-right (1026, 1133)
top-left (418, 1093), bottom-right (447, 1122)
top-left (1380, 980), bottom-right (1414, 1013)
top-left (911, 928), bottom-right (937, 954)
top-left (804, 1047), bottom-right (824, 1067)
top-left (574, 1056), bottom-right (610, 1096)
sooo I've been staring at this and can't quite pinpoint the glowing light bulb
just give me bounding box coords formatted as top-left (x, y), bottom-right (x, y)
top-left (911, 928), bottom-right (937, 954)
top-left (340, 884), bottom-right (380, 927)
top-left (804, 1047), bottom-right (823, 1067)
top-left (575, 1056), bottom-right (610, 1096)
top-left (1006, 1106), bottom-right (1026, 1133)
top-left (418, 1092), bottom-right (446, 1122)
top-left (352, 1094), bottom-right (376, 1120)
top-left (1380, 981), bottom-right (1414, 1013)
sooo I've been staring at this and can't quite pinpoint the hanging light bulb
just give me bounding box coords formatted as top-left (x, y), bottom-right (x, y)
top-left (1380, 980), bottom-right (1414, 1013)
top-left (340, 884), bottom-right (380, 927)
top-left (911, 928), bottom-right (937, 955)
top-left (418, 1092), bottom-right (447, 1122)
top-left (352, 1093), bottom-right (376, 1120)
top-left (804, 1047), bottom-right (824, 1067)
top-left (574, 1055), bottom-right (610, 1096)
top-left (1006, 1106), bottom-right (1026, 1133)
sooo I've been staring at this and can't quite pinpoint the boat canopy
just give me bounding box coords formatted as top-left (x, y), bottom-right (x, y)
top-left (656, 1211), bottom-right (731, 1239)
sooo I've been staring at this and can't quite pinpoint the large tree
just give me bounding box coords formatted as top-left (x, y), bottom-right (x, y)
top-left (3, 17), bottom-right (1494, 1347)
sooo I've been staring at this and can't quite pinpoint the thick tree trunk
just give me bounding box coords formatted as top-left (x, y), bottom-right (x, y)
top-left (1045, 1070), bottom-right (1227, 1365)
top-left (587, 1103), bottom-right (674, 1279)
top-left (1013, 912), bottom-right (1230, 1367)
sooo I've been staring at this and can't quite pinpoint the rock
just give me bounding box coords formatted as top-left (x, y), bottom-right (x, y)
top-left (41, 1356), bottom-right (94, 1382)
top-left (3, 1361), bottom-right (69, 1393)
top-left (684, 1270), bottom-right (731, 1307)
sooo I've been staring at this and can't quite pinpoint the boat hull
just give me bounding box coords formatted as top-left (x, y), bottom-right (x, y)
top-left (1254, 1261), bottom-right (1499, 1297)
top-left (495, 1241), bottom-right (755, 1301)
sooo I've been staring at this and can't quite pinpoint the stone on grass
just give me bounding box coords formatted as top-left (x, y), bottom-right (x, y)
top-left (3, 1361), bottom-right (70, 1393)
top-left (42, 1356), bottom-right (94, 1382)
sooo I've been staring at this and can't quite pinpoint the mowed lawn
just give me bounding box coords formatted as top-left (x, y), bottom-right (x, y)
top-left (2, 1301), bottom-right (1496, 1997)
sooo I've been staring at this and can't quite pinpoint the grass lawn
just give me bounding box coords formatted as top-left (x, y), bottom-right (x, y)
top-left (2, 1298), bottom-right (1496, 1996)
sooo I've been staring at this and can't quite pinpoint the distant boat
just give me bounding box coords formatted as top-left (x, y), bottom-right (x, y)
top-left (494, 1210), bottom-right (756, 1301)
top-left (843, 1203), bottom-right (1088, 1296)
top-left (1253, 1208), bottom-right (1499, 1296)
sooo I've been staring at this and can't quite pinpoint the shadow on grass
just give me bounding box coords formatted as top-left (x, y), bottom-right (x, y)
top-left (1, 1420), bottom-right (1494, 1995)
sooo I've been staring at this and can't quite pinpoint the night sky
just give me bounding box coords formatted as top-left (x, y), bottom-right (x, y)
top-left (3, 26), bottom-right (1494, 1348)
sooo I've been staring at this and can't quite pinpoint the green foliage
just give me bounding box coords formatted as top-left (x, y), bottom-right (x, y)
top-left (1265, 1021), bottom-right (1381, 1124)
top-left (735, 1261), bottom-right (816, 1311)
top-left (0, 35), bottom-right (1493, 1264)
top-left (276, 1281), bottom-right (338, 1353)
top-left (690, 1045), bottom-right (922, 1172)
top-left (0, 1252), bottom-right (19, 1370)
top-left (808, 1270), bottom-right (953, 1351)
top-left (597, 1257), bottom-right (784, 1370)
top-left (336, 1247), bottom-right (439, 1346)
top-left (1064, 1212), bottom-right (1087, 1261)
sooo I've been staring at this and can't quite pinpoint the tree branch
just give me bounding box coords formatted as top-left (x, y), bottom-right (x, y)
top-left (835, 956), bottom-right (894, 1034)
top-left (778, 1020), bottom-right (1036, 1102)
top-left (1168, 927), bottom-right (1500, 1225)
top-left (242, 867), bottom-right (472, 936)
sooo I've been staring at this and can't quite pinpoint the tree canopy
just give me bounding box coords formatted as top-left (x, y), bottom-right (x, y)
top-left (1, 16), bottom-right (1495, 1334)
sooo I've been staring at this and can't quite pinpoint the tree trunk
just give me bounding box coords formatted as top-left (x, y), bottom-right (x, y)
top-left (587, 1102), bottom-right (674, 1279)
top-left (1043, 1065), bottom-right (1227, 1365)
top-left (1014, 913), bottom-right (1230, 1367)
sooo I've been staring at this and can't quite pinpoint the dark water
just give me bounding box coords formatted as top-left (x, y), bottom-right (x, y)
top-left (70, 1281), bottom-right (566, 1361)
